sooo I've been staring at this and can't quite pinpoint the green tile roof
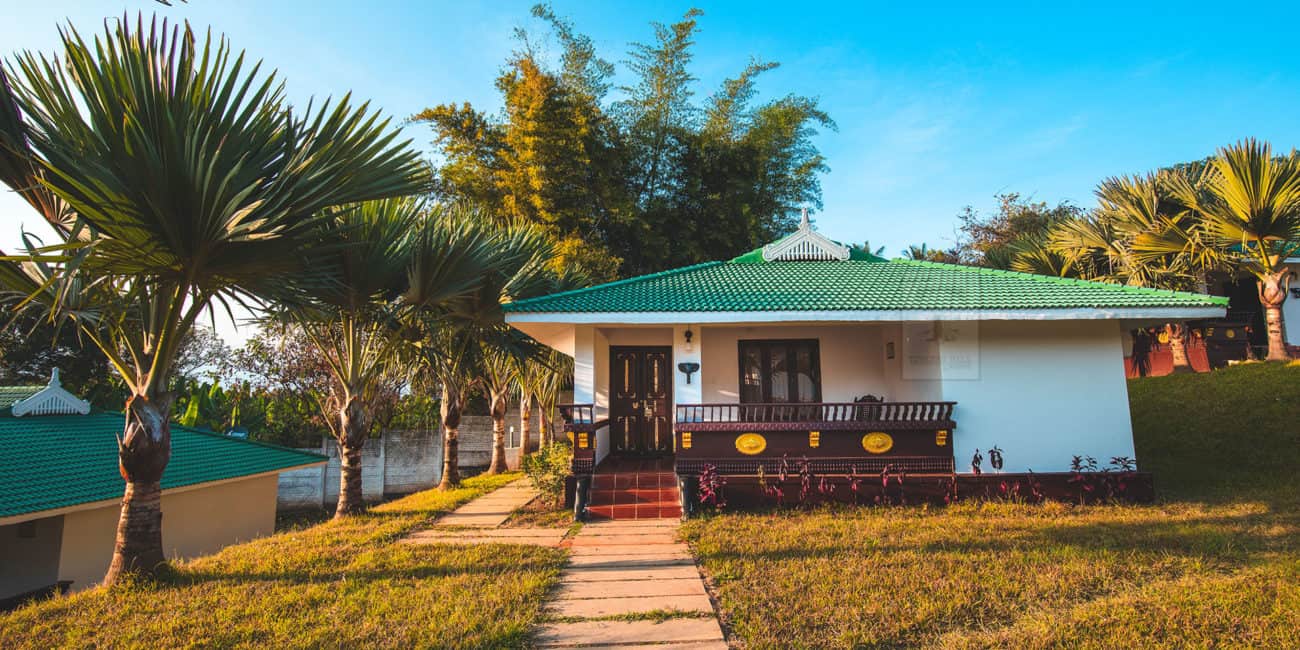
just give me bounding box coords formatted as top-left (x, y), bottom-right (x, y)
top-left (505, 258), bottom-right (1228, 314)
top-left (0, 385), bottom-right (42, 408)
top-left (0, 411), bottom-right (325, 520)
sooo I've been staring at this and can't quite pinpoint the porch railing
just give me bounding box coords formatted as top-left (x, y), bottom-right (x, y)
top-left (558, 403), bottom-right (606, 475)
top-left (558, 403), bottom-right (607, 432)
top-left (673, 401), bottom-right (956, 432)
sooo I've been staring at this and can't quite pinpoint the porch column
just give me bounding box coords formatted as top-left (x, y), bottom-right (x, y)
top-left (673, 324), bottom-right (702, 407)
top-left (574, 325), bottom-right (596, 407)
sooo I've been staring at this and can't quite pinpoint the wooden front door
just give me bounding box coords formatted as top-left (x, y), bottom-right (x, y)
top-left (610, 346), bottom-right (673, 456)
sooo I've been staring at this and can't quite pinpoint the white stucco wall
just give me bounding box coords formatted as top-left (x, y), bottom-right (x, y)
top-left (699, 324), bottom-right (892, 403)
top-left (57, 474), bottom-right (280, 592)
top-left (939, 320), bottom-right (1135, 473)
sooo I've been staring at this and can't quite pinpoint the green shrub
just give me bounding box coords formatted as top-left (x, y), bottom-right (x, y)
top-left (523, 443), bottom-right (572, 507)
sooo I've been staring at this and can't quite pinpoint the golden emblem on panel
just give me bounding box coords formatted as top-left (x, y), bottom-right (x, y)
top-left (861, 431), bottom-right (894, 454)
top-left (681, 432), bottom-right (692, 449)
top-left (735, 433), bottom-right (767, 455)
top-left (935, 429), bottom-right (949, 447)
top-left (809, 431), bottom-right (820, 448)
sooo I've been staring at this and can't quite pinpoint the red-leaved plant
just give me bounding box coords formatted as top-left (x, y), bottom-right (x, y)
top-left (698, 463), bottom-right (726, 508)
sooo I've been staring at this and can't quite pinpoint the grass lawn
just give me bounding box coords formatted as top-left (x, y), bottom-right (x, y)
top-left (0, 472), bottom-right (567, 649)
top-left (681, 361), bottom-right (1300, 649)
top-left (504, 496), bottom-right (574, 529)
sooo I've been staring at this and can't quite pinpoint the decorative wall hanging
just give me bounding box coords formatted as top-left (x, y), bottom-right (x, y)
top-left (735, 433), bottom-right (767, 455)
top-left (861, 431), bottom-right (894, 454)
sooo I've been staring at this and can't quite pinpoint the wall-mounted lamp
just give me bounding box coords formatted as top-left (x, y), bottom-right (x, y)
top-left (683, 328), bottom-right (694, 352)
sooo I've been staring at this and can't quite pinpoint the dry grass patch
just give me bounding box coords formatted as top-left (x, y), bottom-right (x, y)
top-left (0, 472), bottom-right (568, 649)
top-left (681, 362), bottom-right (1300, 649)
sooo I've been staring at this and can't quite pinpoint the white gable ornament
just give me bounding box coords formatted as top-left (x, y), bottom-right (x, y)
top-left (12, 368), bottom-right (92, 417)
top-left (761, 208), bottom-right (851, 262)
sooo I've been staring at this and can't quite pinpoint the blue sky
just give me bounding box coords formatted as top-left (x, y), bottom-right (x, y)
top-left (3, 1), bottom-right (1299, 342)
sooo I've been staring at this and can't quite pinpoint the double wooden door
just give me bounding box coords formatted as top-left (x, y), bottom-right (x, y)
top-left (610, 346), bottom-right (673, 456)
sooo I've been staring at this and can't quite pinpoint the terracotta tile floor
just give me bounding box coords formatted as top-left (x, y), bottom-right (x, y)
top-left (588, 457), bottom-right (682, 520)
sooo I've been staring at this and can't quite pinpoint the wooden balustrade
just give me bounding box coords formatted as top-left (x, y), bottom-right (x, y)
top-left (674, 401), bottom-right (956, 432)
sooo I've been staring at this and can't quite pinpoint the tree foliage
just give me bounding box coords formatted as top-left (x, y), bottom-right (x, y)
top-left (415, 5), bottom-right (834, 279)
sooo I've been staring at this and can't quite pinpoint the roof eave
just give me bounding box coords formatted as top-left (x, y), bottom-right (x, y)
top-left (505, 306), bottom-right (1228, 324)
top-left (0, 461), bottom-right (327, 527)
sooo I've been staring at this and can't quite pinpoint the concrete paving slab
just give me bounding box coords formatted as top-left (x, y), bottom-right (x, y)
top-left (568, 533), bottom-right (680, 546)
top-left (545, 593), bottom-right (714, 618)
top-left (574, 642), bottom-right (728, 650)
top-left (554, 577), bottom-right (706, 600)
top-left (566, 545), bottom-right (692, 557)
top-left (560, 565), bottom-right (703, 582)
top-left (534, 618), bottom-right (724, 647)
top-left (432, 479), bottom-right (538, 529)
top-left (566, 555), bottom-right (695, 569)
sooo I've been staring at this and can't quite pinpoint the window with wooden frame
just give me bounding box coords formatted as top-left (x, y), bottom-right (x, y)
top-left (738, 339), bottom-right (822, 403)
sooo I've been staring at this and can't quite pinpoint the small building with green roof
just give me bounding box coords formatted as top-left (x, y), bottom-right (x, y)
top-left (0, 371), bottom-right (325, 605)
top-left (505, 215), bottom-right (1227, 519)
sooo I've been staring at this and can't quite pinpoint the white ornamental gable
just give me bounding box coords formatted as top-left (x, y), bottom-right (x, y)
top-left (761, 209), bottom-right (850, 262)
top-left (12, 369), bottom-right (92, 417)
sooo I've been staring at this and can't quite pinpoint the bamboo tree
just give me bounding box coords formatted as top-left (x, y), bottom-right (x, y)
top-left (0, 17), bottom-right (426, 581)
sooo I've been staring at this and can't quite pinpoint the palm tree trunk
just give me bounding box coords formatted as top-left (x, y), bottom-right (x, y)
top-left (538, 405), bottom-right (550, 447)
top-left (1166, 323), bottom-right (1193, 374)
top-left (487, 389), bottom-right (508, 474)
top-left (519, 392), bottom-right (533, 465)
top-left (438, 383), bottom-right (462, 490)
top-left (104, 393), bottom-right (173, 585)
top-left (334, 393), bottom-right (369, 518)
top-left (1259, 271), bottom-right (1292, 361)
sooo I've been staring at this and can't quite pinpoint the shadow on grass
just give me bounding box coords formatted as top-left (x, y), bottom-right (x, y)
top-left (690, 505), bottom-right (1297, 567)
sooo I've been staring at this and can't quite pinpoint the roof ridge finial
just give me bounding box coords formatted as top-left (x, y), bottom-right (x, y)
top-left (799, 207), bottom-right (810, 230)
top-left (50, 368), bottom-right (61, 387)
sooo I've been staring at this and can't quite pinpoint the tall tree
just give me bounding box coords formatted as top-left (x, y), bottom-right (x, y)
top-left (0, 17), bottom-right (427, 581)
top-left (954, 193), bottom-right (1083, 268)
top-left (417, 5), bottom-right (833, 279)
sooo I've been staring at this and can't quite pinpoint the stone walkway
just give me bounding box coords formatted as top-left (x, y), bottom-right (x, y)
top-left (403, 478), bottom-right (568, 546)
top-left (534, 519), bottom-right (727, 649)
top-left (400, 480), bottom-right (728, 647)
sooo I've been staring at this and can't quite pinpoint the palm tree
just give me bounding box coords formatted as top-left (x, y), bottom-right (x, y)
top-left (0, 18), bottom-right (426, 581)
top-left (285, 198), bottom-right (443, 516)
top-left (516, 349), bottom-right (568, 453)
top-left (1172, 140), bottom-right (1300, 361)
top-left (406, 324), bottom-right (478, 490)
top-left (533, 351), bottom-right (573, 447)
top-left (1087, 172), bottom-right (1208, 372)
top-left (402, 211), bottom-right (555, 488)
top-left (480, 336), bottom-right (531, 474)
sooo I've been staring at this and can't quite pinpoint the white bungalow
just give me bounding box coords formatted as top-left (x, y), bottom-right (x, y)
top-left (505, 216), bottom-right (1227, 518)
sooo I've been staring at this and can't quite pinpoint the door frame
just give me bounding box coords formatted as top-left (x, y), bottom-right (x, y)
top-left (609, 345), bottom-right (674, 457)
